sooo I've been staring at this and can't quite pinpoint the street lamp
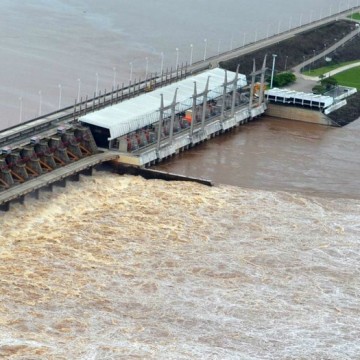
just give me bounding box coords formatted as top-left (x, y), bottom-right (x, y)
top-left (145, 57), bottom-right (149, 80)
top-left (270, 54), bottom-right (277, 89)
top-left (203, 38), bottom-right (207, 61)
top-left (277, 19), bottom-right (281, 35)
top-left (175, 48), bottom-right (179, 69)
top-left (58, 84), bottom-right (62, 109)
top-left (230, 35), bottom-right (234, 50)
top-left (113, 67), bottom-right (117, 89)
top-left (299, 13), bottom-right (303, 27)
top-left (38, 90), bottom-right (42, 116)
top-left (243, 32), bottom-right (247, 46)
top-left (284, 55), bottom-right (288, 71)
top-left (160, 52), bottom-right (164, 75)
top-left (19, 97), bottom-right (23, 123)
top-left (77, 78), bottom-right (81, 102)
top-left (266, 23), bottom-right (271, 38)
top-left (95, 73), bottom-right (99, 95)
top-left (288, 16), bottom-right (292, 31)
top-left (217, 39), bottom-right (221, 55)
top-left (190, 44), bottom-right (193, 66)
top-left (129, 62), bottom-right (132, 82)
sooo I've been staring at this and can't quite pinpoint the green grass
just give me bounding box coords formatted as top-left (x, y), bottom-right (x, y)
top-left (333, 66), bottom-right (360, 90)
top-left (348, 12), bottom-right (360, 20)
top-left (303, 60), bottom-right (360, 77)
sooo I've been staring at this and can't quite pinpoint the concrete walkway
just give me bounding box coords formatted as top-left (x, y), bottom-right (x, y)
top-left (188, 7), bottom-right (360, 73)
top-left (301, 61), bottom-right (360, 81)
top-left (287, 26), bottom-right (360, 92)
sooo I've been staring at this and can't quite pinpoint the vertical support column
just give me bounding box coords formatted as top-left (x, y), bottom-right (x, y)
top-left (201, 76), bottom-right (210, 132)
top-left (73, 99), bottom-right (77, 119)
top-left (220, 71), bottom-right (228, 123)
top-left (157, 94), bottom-right (164, 152)
top-left (190, 82), bottom-right (197, 139)
top-left (249, 60), bottom-right (256, 110)
top-left (258, 55), bottom-right (267, 106)
top-left (231, 65), bottom-right (240, 117)
top-left (169, 88), bottom-right (178, 145)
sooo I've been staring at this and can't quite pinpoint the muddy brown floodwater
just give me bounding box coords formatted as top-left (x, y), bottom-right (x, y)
top-left (1, 117), bottom-right (360, 359)
top-left (154, 116), bottom-right (360, 199)
top-left (0, 173), bottom-right (360, 359)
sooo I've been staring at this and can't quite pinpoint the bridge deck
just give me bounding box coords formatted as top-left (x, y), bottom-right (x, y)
top-left (0, 152), bottom-right (119, 205)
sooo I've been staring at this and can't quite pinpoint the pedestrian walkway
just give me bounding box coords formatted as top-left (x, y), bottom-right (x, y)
top-left (302, 61), bottom-right (360, 81)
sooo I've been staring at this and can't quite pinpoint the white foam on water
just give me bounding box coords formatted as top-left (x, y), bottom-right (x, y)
top-left (1, 172), bottom-right (359, 359)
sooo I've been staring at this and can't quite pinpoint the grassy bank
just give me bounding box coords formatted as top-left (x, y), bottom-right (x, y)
top-left (348, 12), bottom-right (360, 20)
top-left (303, 60), bottom-right (360, 77)
top-left (333, 66), bottom-right (360, 90)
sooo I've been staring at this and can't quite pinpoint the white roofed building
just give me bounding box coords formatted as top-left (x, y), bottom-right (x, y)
top-left (78, 68), bottom-right (247, 149)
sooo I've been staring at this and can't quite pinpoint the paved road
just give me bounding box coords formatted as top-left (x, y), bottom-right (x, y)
top-left (188, 7), bottom-right (360, 73)
top-left (288, 24), bottom-right (360, 92)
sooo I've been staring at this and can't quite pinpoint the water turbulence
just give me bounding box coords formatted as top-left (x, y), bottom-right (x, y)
top-left (0, 172), bottom-right (359, 359)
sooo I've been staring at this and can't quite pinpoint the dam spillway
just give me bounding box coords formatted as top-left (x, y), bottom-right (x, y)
top-left (0, 63), bottom-right (268, 211)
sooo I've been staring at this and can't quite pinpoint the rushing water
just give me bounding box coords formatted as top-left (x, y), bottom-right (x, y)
top-left (1, 174), bottom-right (360, 359)
top-left (1, 1), bottom-right (360, 359)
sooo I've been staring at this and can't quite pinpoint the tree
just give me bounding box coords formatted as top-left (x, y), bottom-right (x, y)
top-left (320, 76), bottom-right (338, 90)
top-left (312, 84), bottom-right (326, 94)
top-left (270, 72), bottom-right (297, 87)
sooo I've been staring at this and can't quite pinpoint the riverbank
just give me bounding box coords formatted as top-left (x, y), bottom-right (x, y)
top-left (220, 20), bottom-right (360, 126)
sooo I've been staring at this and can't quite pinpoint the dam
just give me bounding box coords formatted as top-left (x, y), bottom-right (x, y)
top-left (1, 6), bottom-right (359, 211)
top-left (0, 62), bottom-right (268, 211)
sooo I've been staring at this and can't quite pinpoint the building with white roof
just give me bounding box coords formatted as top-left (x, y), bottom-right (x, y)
top-left (265, 88), bottom-right (334, 109)
top-left (79, 68), bottom-right (247, 148)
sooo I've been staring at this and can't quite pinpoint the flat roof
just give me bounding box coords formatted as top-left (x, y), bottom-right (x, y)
top-left (79, 68), bottom-right (246, 140)
top-left (265, 88), bottom-right (334, 107)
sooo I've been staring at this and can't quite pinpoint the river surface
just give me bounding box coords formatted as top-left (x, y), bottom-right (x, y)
top-left (155, 116), bottom-right (360, 199)
top-left (1, 1), bottom-right (360, 359)
top-left (0, 0), bottom-right (358, 128)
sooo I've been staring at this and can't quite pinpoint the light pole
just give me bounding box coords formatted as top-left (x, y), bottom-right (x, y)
top-left (58, 84), bottom-right (62, 109)
top-left (160, 52), bottom-right (164, 75)
top-left (299, 13), bottom-right (303, 27)
top-left (129, 62), bottom-right (133, 82)
top-left (217, 39), bottom-right (221, 55)
top-left (270, 54), bottom-right (277, 89)
top-left (95, 73), bottom-right (99, 95)
top-left (277, 19), bottom-right (281, 35)
top-left (203, 38), bottom-right (207, 61)
top-left (145, 57), bottom-right (149, 80)
top-left (190, 44), bottom-right (193, 66)
top-left (254, 29), bottom-right (258, 42)
top-left (266, 23), bottom-right (271, 38)
top-left (113, 67), bottom-right (116, 89)
top-left (288, 16), bottom-right (292, 31)
top-left (284, 55), bottom-right (288, 71)
top-left (77, 78), bottom-right (81, 102)
top-left (19, 97), bottom-right (23, 123)
top-left (175, 48), bottom-right (179, 69)
top-left (243, 32), bottom-right (246, 47)
top-left (38, 90), bottom-right (42, 116)
top-left (310, 9), bottom-right (313, 23)
top-left (230, 35), bottom-right (234, 50)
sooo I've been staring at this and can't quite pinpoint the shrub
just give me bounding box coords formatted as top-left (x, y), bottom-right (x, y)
top-left (270, 72), bottom-right (296, 87)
